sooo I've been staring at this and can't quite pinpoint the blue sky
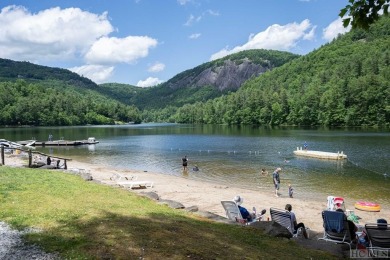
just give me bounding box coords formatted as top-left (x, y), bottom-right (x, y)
top-left (0, 0), bottom-right (350, 87)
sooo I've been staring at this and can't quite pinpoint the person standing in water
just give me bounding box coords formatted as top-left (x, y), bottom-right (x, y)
top-left (182, 155), bottom-right (188, 171)
top-left (273, 167), bottom-right (281, 197)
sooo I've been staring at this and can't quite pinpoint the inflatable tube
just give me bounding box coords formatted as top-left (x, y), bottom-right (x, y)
top-left (354, 201), bottom-right (381, 212)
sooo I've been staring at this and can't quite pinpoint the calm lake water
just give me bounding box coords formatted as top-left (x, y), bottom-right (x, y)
top-left (1, 124), bottom-right (389, 207)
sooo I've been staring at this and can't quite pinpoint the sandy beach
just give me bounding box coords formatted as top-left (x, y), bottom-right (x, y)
top-left (3, 152), bottom-right (389, 234)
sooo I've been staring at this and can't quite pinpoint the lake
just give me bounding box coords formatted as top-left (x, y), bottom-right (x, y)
top-left (1, 124), bottom-right (389, 207)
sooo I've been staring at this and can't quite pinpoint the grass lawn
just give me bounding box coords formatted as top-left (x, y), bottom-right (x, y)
top-left (0, 166), bottom-right (338, 259)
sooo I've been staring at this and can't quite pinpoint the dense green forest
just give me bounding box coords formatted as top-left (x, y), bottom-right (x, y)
top-left (0, 80), bottom-right (141, 125)
top-left (145, 16), bottom-right (390, 127)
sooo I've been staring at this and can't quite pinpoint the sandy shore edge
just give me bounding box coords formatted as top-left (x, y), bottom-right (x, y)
top-left (2, 153), bottom-right (388, 233)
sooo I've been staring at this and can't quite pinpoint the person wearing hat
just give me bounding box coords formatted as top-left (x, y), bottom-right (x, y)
top-left (233, 195), bottom-right (256, 222)
top-left (273, 167), bottom-right (282, 197)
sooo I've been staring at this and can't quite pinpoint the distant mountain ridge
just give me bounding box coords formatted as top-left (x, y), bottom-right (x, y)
top-left (0, 58), bottom-right (97, 91)
top-left (165, 49), bottom-right (299, 91)
top-left (102, 49), bottom-right (300, 109)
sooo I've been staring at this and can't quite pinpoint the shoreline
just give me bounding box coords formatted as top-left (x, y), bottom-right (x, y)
top-left (3, 153), bottom-right (389, 233)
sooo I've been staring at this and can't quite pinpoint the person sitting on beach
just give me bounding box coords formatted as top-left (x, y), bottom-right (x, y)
top-left (357, 218), bottom-right (388, 249)
top-left (233, 195), bottom-right (256, 222)
top-left (336, 208), bottom-right (358, 240)
top-left (285, 204), bottom-right (308, 238)
top-left (261, 168), bottom-right (268, 176)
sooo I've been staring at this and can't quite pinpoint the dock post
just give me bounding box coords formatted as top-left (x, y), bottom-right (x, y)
top-left (64, 159), bottom-right (68, 170)
top-left (1, 145), bottom-right (4, 165)
top-left (28, 150), bottom-right (32, 167)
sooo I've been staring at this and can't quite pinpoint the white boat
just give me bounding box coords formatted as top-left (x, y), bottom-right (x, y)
top-left (293, 147), bottom-right (347, 160)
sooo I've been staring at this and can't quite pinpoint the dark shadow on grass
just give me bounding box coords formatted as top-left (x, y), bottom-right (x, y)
top-left (24, 210), bottom-right (340, 259)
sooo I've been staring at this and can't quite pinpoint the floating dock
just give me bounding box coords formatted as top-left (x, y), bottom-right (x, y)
top-left (18, 137), bottom-right (99, 147)
top-left (293, 147), bottom-right (347, 160)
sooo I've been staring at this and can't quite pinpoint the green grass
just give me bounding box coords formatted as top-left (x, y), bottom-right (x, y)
top-left (0, 167), bottom-right (337, 259)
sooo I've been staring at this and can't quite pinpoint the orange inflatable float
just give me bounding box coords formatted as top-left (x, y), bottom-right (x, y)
top-left (354, 201), bottom-right (381, 212)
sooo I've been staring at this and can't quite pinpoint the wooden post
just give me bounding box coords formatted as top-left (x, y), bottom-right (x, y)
top-left (28, 150), bottom-right (32, 167)
top-left (1, 145), bottom-right (4, 165)
top-left (64, 159), bottom-right (67, 170)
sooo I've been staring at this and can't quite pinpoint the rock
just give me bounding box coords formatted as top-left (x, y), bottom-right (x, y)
top-left (140, 191), bottom-right (159, 200)
top-left (80, 172), bottom-right (93, 181)
top-left (195, 211), bottom-right (231, 223)
top-left (184, 206), bottom-right (198, 212)
top-left (249, 221), bottom-right (293, 239)
top-left (39, 165), bottom-right (57, 169)
top-left (158, 199), bottom-right (185, 209)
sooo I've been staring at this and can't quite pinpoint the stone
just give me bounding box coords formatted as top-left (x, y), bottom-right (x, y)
top-left (80, 172), bottom-right (93, 181)
top-left (140, 191), bottom-right (159, 200)
top-left (158, 199), bottom-right (185, 209)
top-left (249, 221), bottom-right (293, 239)
top-left (184, 206), bottom-right (198, 212)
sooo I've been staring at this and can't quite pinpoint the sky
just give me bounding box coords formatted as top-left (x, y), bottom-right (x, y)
top-left (0, 0), bottom-right (350, 87)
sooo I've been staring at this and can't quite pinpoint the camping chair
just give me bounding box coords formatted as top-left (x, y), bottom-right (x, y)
top-left (364, 223), bottom-right (390, 257)
top-left (327, 196), bottom-right (346, 211)
top-left (221, 201), bottom-right (263, 225)
top-left (270, 207), bottom-right (304, 238)
top-left (318, 210), bottom-right (355, 250)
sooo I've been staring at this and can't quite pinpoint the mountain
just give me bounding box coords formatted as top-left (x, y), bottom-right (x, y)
top-left (0, 60), bottom-right (142, 126)
top-left (0, 58), bottom-right (97, 92)
top-left (169, 16), bottom-right (390, 127)
top-left (99, 49), bottom-right (300, 110)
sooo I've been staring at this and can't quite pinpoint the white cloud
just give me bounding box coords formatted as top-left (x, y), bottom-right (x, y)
top-left (148, 62), bottom-right (165, 72)
top-left (85, 36), bottom-right (158, 64)
top-left (136, 77), bottom-right (164, 87)
top-left (177, 0), bottom-right (191, 5)
top-left (184, 9), bottom-right (219, 26)
top-left (189, 33), bottom-right (201, 39)
top-left (322, 17), bottom-right (351, 41)
top-left (210, 19), bottom-right (315, 60)
top-left (184, 14), bottom-right (202, 26)
top-left (69, 65), bottom-right (114, 84)
top-left (0, 5), bottom-right (113, 61)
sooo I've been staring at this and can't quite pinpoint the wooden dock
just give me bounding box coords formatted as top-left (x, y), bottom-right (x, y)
top-left (293, 147), bottom-right (347, 160)
top-left (18, 137), bottom-right (99, 146)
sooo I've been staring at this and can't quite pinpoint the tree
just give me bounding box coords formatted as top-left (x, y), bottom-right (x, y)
top-left (340, 0), bottom-right (389, 29)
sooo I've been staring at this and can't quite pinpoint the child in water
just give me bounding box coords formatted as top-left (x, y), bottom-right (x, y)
top-left (288, 183), bottom-right (294, 198)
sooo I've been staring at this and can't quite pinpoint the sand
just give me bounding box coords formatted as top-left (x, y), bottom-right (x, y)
top-left (2, 152), bottom-right (389, 234)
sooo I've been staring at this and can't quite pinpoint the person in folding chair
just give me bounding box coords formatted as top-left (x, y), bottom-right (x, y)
top-left (285, 204), bottom-right (309, 239)
top-left (233, 195), bottom-right (256, 222)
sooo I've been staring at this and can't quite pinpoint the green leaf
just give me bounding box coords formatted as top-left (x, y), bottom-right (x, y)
top-left (343, 18), bottom-right (351, 28)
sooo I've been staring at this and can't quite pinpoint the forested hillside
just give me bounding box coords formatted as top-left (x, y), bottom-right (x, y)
top-left (153, 16), bottom-right (390, 127)
top-left (99, 49), bottom-right (300, 110)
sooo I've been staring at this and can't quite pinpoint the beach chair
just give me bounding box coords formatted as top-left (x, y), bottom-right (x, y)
top-left (116, 180), bottom-right (154, 189)
top-left (110, 172), bottom-right (138, 181)
top-left (326, 196), bottom-right (345, 211)
top-left (318, 210), bottom-right (355, 250)
top-left (364, 223), bottom-right (390, 257)
top-left (221, 201), bottom-right (246, 224)
top-left (270, 207), bottom-right (303, 238)
top-left (221, 201), bottom-right (263, 225)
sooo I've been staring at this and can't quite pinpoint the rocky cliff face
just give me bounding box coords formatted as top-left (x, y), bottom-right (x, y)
top-left (167, 58), bottom-right (271, 91)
